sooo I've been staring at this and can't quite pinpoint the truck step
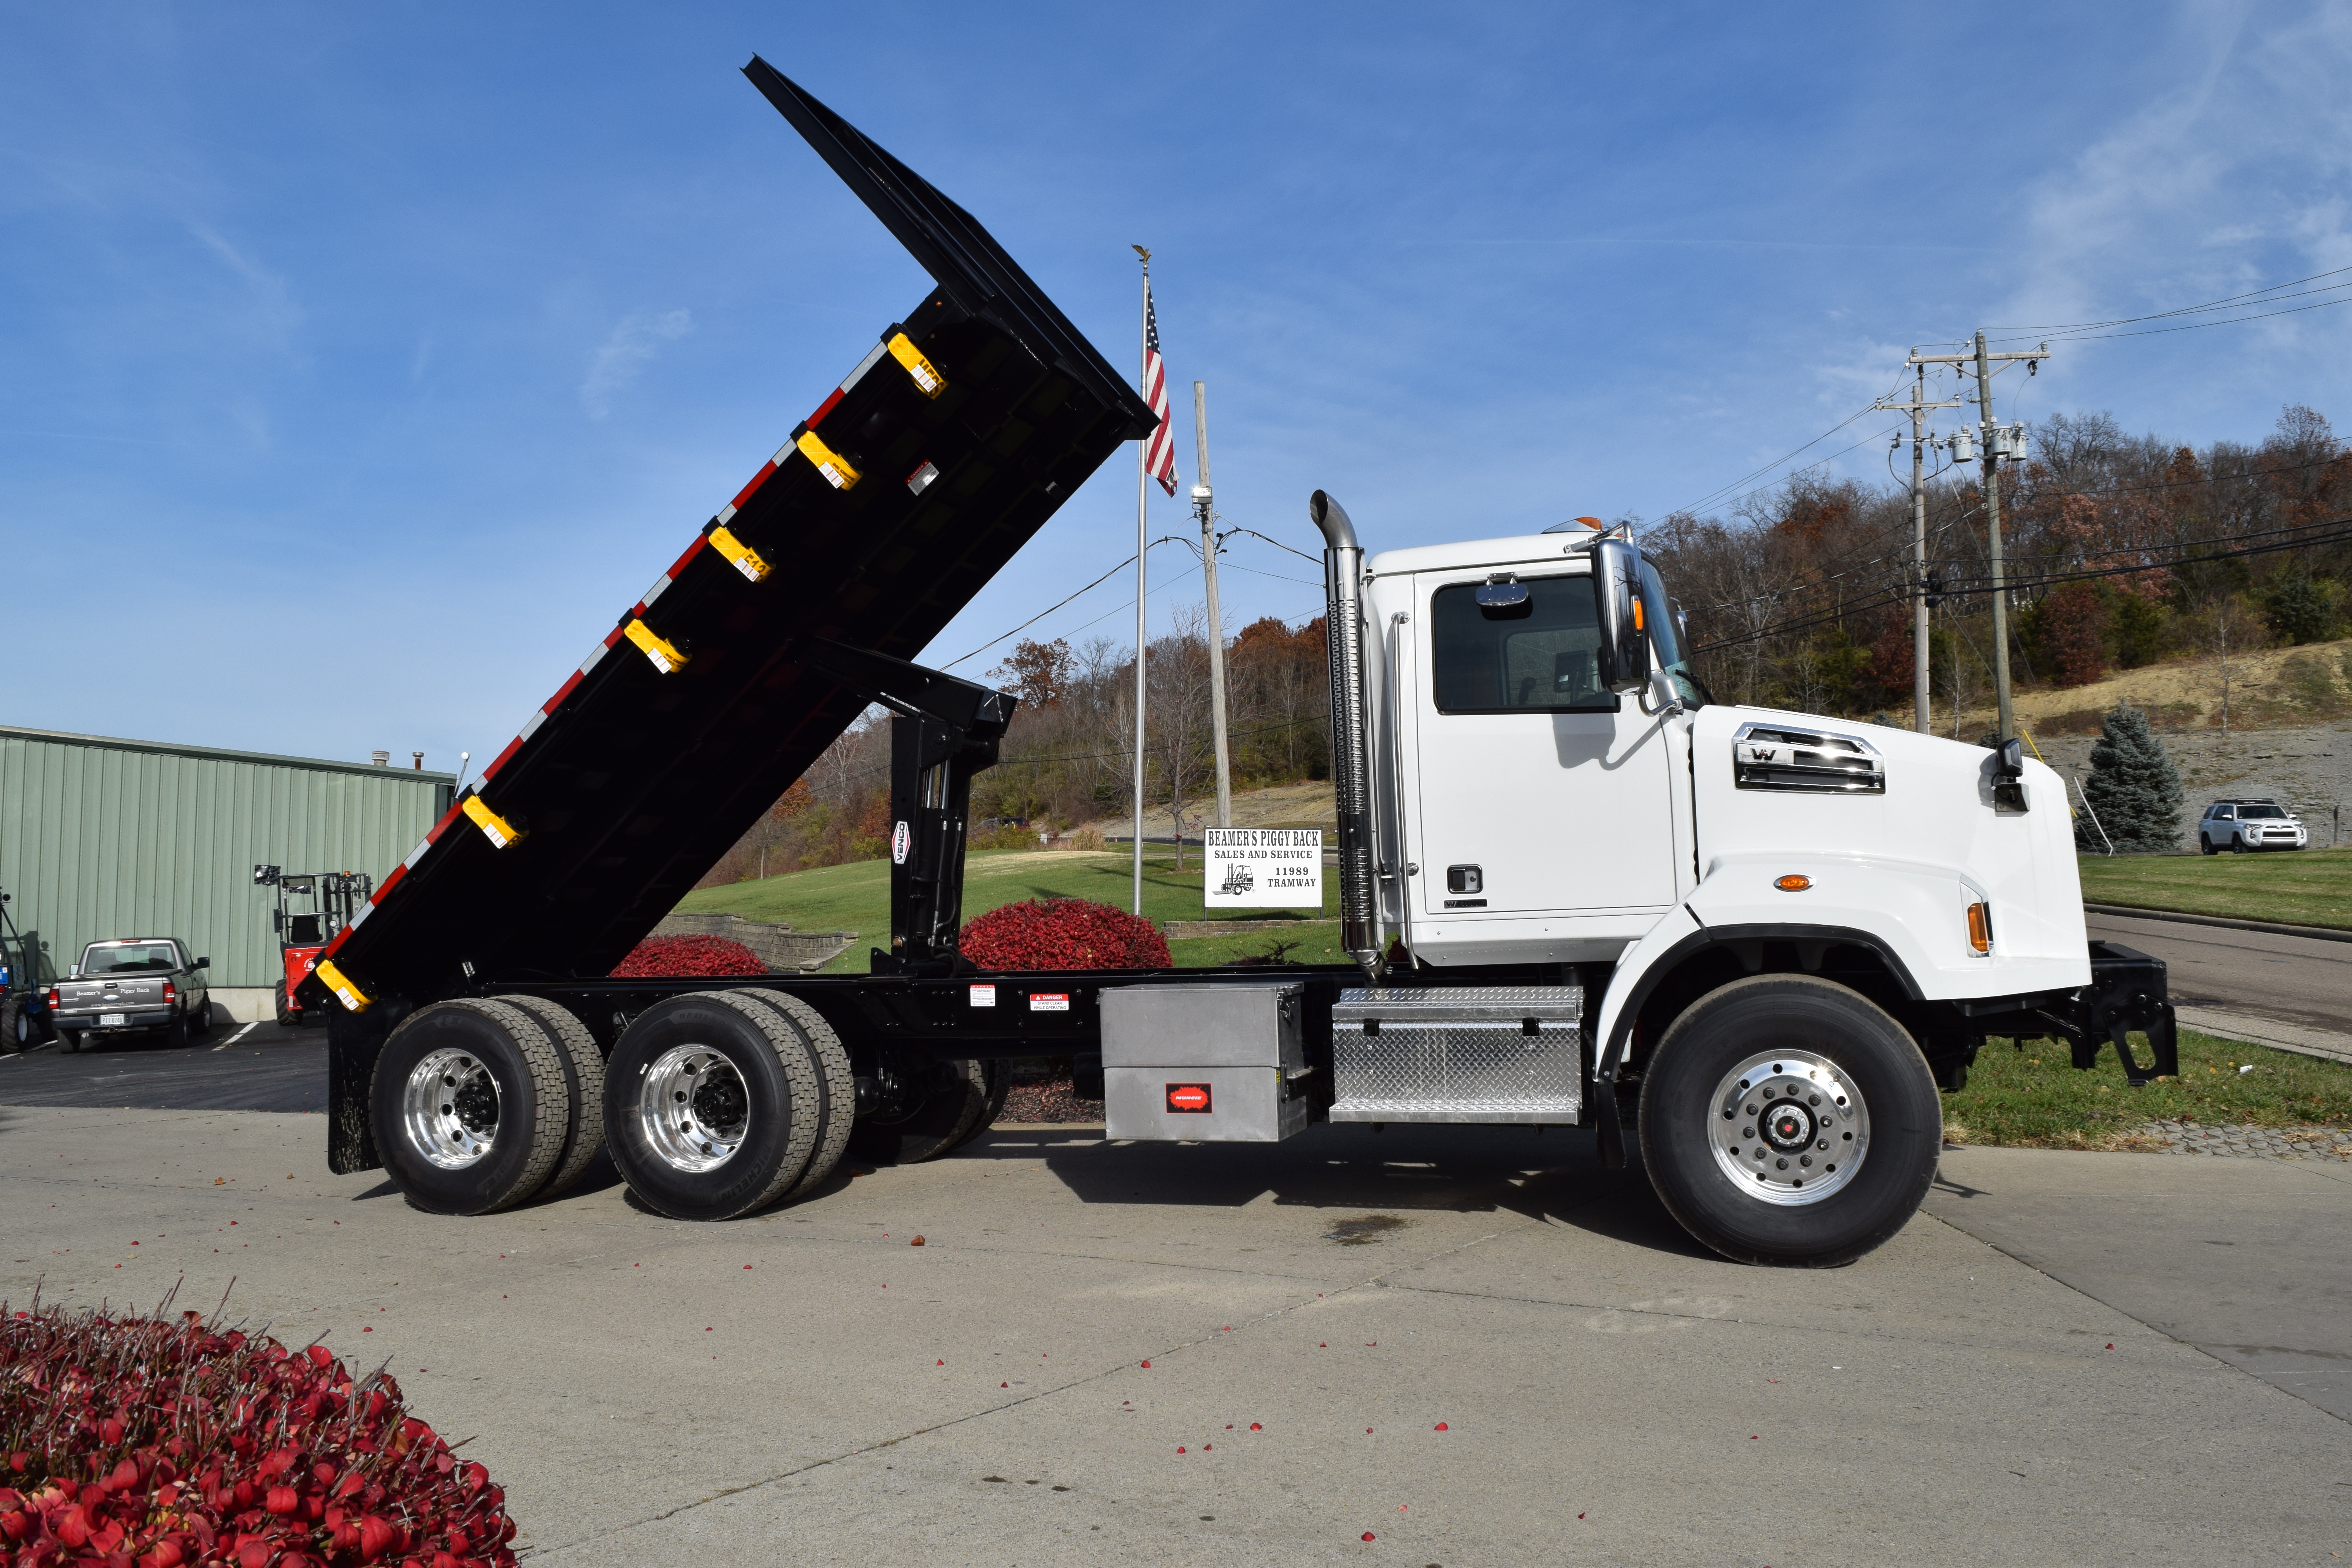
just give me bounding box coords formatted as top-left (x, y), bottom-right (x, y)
top-left (1330, 987), bottom-right (1583, 1125)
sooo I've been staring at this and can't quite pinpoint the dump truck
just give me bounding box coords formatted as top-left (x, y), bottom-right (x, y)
top-left (307, 58), bottom-right (2176, 1266)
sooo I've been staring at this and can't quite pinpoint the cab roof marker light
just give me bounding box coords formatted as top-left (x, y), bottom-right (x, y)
top-left (624, 617), bottom-right (690, 674)
top-left (887, 332), bottom-right (946, 397)
top-left (316, 960), bottom-right (371, 1014)
top-left (463, 793), bottom-right (526, 849)
top-left (795, 428), bottom-right (862, 490)
top-left (708, 525), bottom-right (771, 583)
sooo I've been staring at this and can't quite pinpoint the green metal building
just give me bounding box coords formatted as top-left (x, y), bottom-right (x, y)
top-left (0, 725), bottom-right (454, 993)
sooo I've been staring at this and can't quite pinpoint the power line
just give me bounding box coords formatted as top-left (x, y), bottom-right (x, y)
top-left (1977, 264), bottom-right (2352, 339)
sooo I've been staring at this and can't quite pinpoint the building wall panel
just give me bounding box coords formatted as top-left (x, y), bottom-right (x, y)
top-left (0, 727), bottom-right (453, 991)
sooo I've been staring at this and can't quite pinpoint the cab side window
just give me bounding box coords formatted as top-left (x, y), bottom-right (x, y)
top-left (1430, 576), bottom-right (1617, 714)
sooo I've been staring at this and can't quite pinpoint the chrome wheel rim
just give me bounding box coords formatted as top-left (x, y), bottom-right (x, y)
top-left (1707, 1049), bottom-right (1869, 1207)
top-left (639, 1044), bottom-right (749, 1173)
top-left (403, 1047), bottom-right (500, 1170)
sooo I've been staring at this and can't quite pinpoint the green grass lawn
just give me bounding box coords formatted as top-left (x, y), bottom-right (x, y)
top-left (677, 850), bottom-right (1339, 973)
top-left (2077, 844), bottom-right (2352, 929)
top-left (1943, 1028), bottom-right (2352, 1148)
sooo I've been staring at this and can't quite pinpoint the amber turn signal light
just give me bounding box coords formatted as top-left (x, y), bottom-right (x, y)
top-left (1966, 901), bottom-right (1992, 954)
top-left (1774, 874), bottom-right (1811, 892)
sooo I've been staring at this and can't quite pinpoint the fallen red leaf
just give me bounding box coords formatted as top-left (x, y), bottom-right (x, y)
top-left (1250, 1422), bottom-right (1261, 1430)
top-left (1140, 1360), bottom-right (1151, 1368)
top-left (1434, 1422), bottom-right (1447, 1431)
top-left (911, 1236), bottom-right (926, 1247)
top-left (1362, 1532), bottom-right (1375, 1542)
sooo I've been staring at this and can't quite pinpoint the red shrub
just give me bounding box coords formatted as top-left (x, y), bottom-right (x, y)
top-left (960, 898), bottom-right (1170, 971)
top-left (0, 1292), bottom-right (516, 1568)
top-left (608, 935), bottom-right (764, 977)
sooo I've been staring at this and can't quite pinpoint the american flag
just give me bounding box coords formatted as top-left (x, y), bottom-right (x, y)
top-left (1142, 283), bottom-right (1179, 496)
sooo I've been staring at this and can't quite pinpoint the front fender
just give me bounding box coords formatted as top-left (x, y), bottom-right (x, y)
top-left (1591, 851), bottom-right (2091, 1076)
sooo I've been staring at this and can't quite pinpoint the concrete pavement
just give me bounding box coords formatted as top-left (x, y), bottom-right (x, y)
top-left (1926, 1143), bottom-right (2352, 1420)
top-left (5, 1108), bottom-right (2348, 1566)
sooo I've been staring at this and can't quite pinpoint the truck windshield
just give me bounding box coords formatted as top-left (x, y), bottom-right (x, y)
top-left (1637, 554), bottom-right (1707, 708)
top-left (82, 942), bottom-right (178, 975)
top-left (1430, 575), bottom-right (1615, 713)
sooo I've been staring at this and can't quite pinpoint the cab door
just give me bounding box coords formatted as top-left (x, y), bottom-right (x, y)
top-left (1411, 568), bottom-right (1678, 916)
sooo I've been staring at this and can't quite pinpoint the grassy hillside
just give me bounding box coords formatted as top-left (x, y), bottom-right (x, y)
top-left (678, 848), bottom-right (1341, 973)
top-left (2078, 845), bottom-right (2352, 930)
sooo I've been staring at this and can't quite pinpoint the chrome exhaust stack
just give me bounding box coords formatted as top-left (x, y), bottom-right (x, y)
top-left (1310, 490), bottom-right (1385, 986)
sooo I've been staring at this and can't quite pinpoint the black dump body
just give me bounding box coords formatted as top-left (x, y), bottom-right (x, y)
top-left (305, 61), bottom-right (1154, 1013)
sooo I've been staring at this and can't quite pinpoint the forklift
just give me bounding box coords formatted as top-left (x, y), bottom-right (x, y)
top-left (254, 865), bottom-right (373, 1025)
top-left (0, 878), bottom-right (54, 1052)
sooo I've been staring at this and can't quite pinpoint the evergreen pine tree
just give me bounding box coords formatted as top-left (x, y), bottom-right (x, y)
top-left (2078, 702), bottom-right (2183, 852)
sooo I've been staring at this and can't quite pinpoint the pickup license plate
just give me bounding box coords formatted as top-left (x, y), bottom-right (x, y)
top-left (100, 1013), bottom-right (126, 1027)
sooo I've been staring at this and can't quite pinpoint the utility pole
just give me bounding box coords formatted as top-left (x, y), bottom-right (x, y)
top-left (1131, 247), bottom-right (1152, 915)
top-left (1907, 335), bottom-right (2047, 744)
top-left (1193, 381), bottom-right (1233, 829)
top-left (1874, 370), bottom-right (1961, 733)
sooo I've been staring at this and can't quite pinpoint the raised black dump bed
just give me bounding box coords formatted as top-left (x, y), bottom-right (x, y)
top-left (311, 61), bottom-right (1377, 1194)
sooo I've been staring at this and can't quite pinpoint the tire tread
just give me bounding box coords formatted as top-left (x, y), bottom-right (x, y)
top-left (496, 995), bottom-right (608, 1199)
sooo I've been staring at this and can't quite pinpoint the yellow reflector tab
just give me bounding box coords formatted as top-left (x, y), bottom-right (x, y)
top-left (887, 332), bottom-right (947, 397)
top-left (462, 792), bottom-right (526, 848)
top-left (795, 429), bottom-right (862, 490)
top-left (316, 960), bottom-right (371, 1013)
top-left (1966, 901), bottom-right (1992, 955)
top-left (708, 525), bottom-right (770, 583)
top-left (624, 617), bottom-right (690, 674)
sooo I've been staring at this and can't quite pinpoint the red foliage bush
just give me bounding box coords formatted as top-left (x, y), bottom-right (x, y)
top-left (0, 1292), bottom-right (515, 1568)
top-left (608, 935), bottom-right (764, 978)
top-left (959, 898), bottom-right (1170, 971)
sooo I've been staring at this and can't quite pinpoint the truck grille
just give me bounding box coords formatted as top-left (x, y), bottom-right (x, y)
top-left (1731, 722), bottom-right (1885, 794)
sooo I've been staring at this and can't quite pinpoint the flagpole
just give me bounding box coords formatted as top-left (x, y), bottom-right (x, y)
top-left (1131, 247), bottom-right (1151, 917)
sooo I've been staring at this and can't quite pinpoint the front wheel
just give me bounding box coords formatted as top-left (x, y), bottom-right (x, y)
top-left (274, 981), bottom-right (294, 1025)
top-left (1637, 973), bottom-right (1942, 1267)
top-left (2231, 836), bottom-right (2249, 854)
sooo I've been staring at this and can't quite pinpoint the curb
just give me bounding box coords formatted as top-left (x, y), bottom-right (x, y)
top-left (2083, 903), bottom-right (2352, 945)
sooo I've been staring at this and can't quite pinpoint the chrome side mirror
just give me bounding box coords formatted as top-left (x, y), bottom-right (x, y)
top-left (1590, 538), bottom-right (1647, 692)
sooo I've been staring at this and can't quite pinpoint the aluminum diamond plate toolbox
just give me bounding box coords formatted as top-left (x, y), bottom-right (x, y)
top-left (1330, 986), bottom-right (1583, 1124)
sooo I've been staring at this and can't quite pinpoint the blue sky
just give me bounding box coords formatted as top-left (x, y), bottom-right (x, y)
top-left (6, 2), bottom-right (2350, 769)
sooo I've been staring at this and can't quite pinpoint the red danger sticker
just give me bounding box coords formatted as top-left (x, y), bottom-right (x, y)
top-left (1028, 993), bottom-right (1070, 1012)
top-left (1165, 1083), bottom-right (1213, 1114)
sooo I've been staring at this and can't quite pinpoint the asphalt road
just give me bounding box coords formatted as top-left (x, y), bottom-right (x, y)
top-left (2087, 909), bottom-right (2352, 1036)
top-left (0, 1019), bottom-right (326, 1112)
top-left (5, 1106), bottom-right (2348, 1565)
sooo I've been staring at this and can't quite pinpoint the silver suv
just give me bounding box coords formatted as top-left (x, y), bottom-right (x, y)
top-left (2198, 799), bottom-right (2308, 855)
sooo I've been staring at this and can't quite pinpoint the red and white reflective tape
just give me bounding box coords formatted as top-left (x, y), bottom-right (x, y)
top-left (715, 337), bottom-right (895, 525)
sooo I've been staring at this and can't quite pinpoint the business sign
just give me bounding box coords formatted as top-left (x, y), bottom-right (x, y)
top-left (1204, 828), bottom-right (1324, 910)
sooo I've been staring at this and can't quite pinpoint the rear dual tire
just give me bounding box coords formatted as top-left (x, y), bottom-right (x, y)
top-left (603, 990), bottom-right (853, 1221)
top-left (371, 998), bottom-right (593, 1216)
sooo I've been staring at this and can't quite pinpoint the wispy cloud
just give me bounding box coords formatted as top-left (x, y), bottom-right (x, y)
top-left (581, 308), bottom-right (692, 418)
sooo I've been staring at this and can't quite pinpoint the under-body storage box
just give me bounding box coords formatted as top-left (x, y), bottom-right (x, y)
top-left (1330, 986), bottom-right (1583, 1124)
top-left (1101, 982), bottom-right (1308, 1142)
